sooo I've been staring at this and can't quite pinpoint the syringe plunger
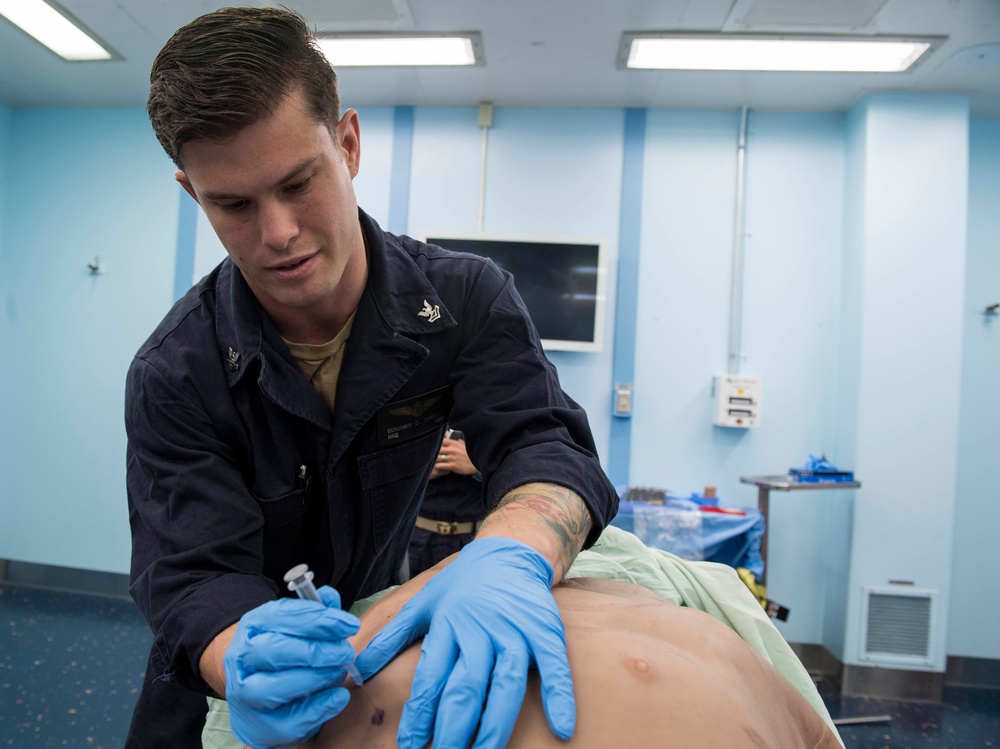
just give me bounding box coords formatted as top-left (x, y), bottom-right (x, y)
top-left (283, 563), bottom-right (321, 602)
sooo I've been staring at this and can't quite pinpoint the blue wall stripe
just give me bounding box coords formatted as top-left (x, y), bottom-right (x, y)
top-left (173, 187), bottom-right (198, 302)
top-left (388, 105), bottom-right (415, 234)
top-left (608, 108), bottom-right (647, 487)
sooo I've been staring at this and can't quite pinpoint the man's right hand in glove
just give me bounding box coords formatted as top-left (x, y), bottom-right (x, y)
top-left (220, 586), bottom-right (361, 749)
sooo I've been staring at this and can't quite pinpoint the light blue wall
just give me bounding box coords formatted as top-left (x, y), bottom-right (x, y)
top-left (839, 94), bottom-right (969, 670)
top-left (827, 100), bottom-right (870, 661)
top-left (0, 108), bottom-right (178, 573)
top-left (630, 110), bottom-right (848, 643)
top-left (409, 107), bottom-right (483, 234)
top-left (406, 107), bottom-right (624, 463)
top-left (949, 118), bottom-right (1000, 659)
top-left (0, 103), bottom-right (8, 253)
top-left (350, 106), bottom-right (394, 228)
top-left (0, 103), bottom-right (10, 482)
top-left (0, 99), bottom-right (997, 663)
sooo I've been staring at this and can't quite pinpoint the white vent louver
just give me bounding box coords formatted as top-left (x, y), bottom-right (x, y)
top-left (723, 0), bottom-right (891, 33)
top-left (860, 586), bottom-right (936, 667)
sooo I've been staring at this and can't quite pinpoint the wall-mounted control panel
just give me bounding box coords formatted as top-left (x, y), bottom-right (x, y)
top-left (714, 374), bottom-right (762, 428)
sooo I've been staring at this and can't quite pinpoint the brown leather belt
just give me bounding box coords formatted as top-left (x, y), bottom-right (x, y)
top-left (414, 516), bottom-right (482, 535)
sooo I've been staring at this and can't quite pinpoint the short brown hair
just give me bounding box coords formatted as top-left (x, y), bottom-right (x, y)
top-left (148, 6), bottom-right (340, 167)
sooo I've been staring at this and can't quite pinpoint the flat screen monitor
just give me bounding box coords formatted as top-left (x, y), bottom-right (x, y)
top-left (422, 232), bottom-right (608, 353)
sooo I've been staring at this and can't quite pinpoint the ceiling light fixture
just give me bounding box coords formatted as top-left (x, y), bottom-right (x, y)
top-left (0, 0), bottom-right (112, 61)
top-left (317, 33), bottom-right (482, 67)
top-left (621, 34), bottom-right (939, 73)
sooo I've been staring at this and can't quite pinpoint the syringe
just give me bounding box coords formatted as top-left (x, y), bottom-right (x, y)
top-left (283, 564), bottom-right (366, 688)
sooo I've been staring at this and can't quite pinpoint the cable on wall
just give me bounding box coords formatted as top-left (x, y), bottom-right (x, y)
top-left (727, 106), bottom-right (752, 375)
top-left (477, 102), bottom-right (493, 232)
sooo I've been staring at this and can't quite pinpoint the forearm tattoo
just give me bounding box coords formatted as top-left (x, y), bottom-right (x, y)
top-left (481, 483), bottom-right (593, 580)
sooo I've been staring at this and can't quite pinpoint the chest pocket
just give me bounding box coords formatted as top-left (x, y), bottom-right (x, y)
top-left (255, 484), bottom-right (309, 529)
top-left (357, 430), bottom-right (441, 554)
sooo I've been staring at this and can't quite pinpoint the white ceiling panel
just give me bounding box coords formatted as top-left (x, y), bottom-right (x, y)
top-left (0, 0), bottom-right (997, 115)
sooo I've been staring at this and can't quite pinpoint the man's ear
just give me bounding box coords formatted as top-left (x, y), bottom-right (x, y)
top-left (336, 109), bottom-right (361, 179)
top-left (175, 170), bottom-right (199, 203)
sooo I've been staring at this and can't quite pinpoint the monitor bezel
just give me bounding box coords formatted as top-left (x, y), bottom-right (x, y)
top-left (420, 231), bottom-right (608, 353)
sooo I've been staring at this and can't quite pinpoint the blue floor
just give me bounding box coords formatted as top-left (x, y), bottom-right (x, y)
top-left (1, 584), bottom-right (150, 747)
top-left (820, 681), bottom-right (1000, 748)
top-left (1, 582), bottom-right (998, 748)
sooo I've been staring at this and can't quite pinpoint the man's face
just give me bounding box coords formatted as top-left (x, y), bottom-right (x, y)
top-left (176, 87), bottom-right (365, 332)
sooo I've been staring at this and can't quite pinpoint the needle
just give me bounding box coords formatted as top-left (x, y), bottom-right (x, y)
top-left (283, 564), bottom-right (384, 722)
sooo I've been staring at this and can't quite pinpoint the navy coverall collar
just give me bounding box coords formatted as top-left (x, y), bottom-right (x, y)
top-left (212, 208), bottom-right (457, 429)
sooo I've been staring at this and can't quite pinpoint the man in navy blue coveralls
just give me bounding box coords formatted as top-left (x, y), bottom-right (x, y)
top-left (125, 6), bottom-right (618, 749)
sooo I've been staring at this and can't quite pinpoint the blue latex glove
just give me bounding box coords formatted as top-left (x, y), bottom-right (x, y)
top-left (224, 585), bottom-right (361, 749)
top-left (355, 537), bottom-right (575, 749)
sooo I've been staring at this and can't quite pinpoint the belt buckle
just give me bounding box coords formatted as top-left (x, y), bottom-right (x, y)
top-left (436, 520), bottom-right (459, 535)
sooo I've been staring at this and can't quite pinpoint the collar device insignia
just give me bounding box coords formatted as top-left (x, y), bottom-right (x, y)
top-left (418, 300), bottom-right (441, 323)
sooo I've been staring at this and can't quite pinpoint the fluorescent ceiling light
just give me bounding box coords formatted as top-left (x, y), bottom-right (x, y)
top-left (318, 34), bottom-right (481, 67)
top-left (624, 35), bottom-right (935, 72)
top-left (0, 0), bottom-right (112, 60)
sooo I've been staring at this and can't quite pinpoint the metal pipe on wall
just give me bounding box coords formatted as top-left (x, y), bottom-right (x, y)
top-left (727, 106), bottom-right (751, 375)
top-left (477, 102), bottom-right (493, 232)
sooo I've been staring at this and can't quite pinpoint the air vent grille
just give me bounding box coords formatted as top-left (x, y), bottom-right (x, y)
top-left (861, 587), bottom-right (935, 666)
top-left (723, 0), bottom-right (890, 32)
